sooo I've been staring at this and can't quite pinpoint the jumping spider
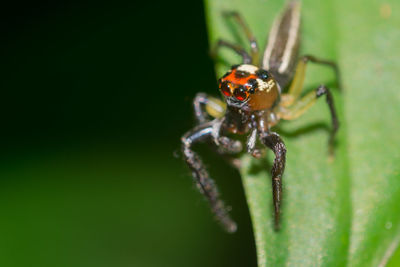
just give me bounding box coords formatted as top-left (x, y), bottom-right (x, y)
top-left (181, 1), bottom-right (339, 232)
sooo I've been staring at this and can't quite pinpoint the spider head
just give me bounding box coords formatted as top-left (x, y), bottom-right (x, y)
top-left (218, 64), bottom-right (280, 111)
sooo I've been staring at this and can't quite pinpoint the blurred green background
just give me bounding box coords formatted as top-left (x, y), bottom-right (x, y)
top-left (0, 1), bottom-right (256, 266)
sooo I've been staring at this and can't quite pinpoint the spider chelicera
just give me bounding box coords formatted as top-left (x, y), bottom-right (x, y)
top-left (181, 1), bottom-right (340, 232)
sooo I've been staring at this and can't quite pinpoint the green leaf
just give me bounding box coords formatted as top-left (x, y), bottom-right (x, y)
top-left (337, 1), bottom-right (400, 266)
top-left (204, 0), bottom-right (400, 266)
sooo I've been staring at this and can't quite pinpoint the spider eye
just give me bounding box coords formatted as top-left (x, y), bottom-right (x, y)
top-left (256, 69), bottom-right (269, 80)
top-left (220, 81), bottom-right (232, 97)
top-left (246, 78), bottom-right (258, 94)
top-left (234, 86), bottom-right (247, 101)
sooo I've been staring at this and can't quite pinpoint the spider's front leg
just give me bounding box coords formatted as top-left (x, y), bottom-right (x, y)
top-left (259, 132), bottom-right (287, 230)
top-left (211, 118), bottom-right (242, 154)
top-left (193, 93), bottom-right (226, 124)
top-left (181, 121), bottom-right (237, 233)
top-left (192, 93), bottom-right (242, 154)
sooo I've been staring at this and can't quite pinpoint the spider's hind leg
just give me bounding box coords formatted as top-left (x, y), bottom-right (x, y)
top-left (281, 55), bottom-right (341, 108)
top-left (279, 86), bottom-right (339, 155)
top-left (303, 55), bottom-right (342, 90)
top-left (181, 122), bottom-right (237, 233)
top-left (211, 12), bottom-right (259, 65)
top-left (223, 11), bottom-right (259, 65)
top-left (211, 40), bottom-right (252, 64)
top-left (278, 55), bottom-right (340, 155)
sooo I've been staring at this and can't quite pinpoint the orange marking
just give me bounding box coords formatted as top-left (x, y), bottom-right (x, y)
top-left (222, 70), bottom-right (258, 95)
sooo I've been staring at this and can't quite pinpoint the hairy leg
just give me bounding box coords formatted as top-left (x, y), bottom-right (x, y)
top-left (181, 122), bottom-right (237, 232)
top-left (260, 132), bottom-right (286, 230)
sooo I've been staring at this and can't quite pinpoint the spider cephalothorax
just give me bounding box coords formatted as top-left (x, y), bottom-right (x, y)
top-left (219, 64), bottom-right (280, 111)
top-left (181, 1), bottom-right (340, 233)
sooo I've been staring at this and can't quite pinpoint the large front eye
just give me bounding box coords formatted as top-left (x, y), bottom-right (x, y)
top-left (245, 78), bottom-right (258, 94)
top-left (234, 86), bottom-right (247, 101)
top-left (220, 81), bottom-right (232, 97)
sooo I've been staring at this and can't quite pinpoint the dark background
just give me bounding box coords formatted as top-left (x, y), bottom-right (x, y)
top-left (0, 1), bottom-right (256, 266)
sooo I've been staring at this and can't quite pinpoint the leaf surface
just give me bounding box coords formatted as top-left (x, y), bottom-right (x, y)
top-left (205, 0), bottom-right (400, 266)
